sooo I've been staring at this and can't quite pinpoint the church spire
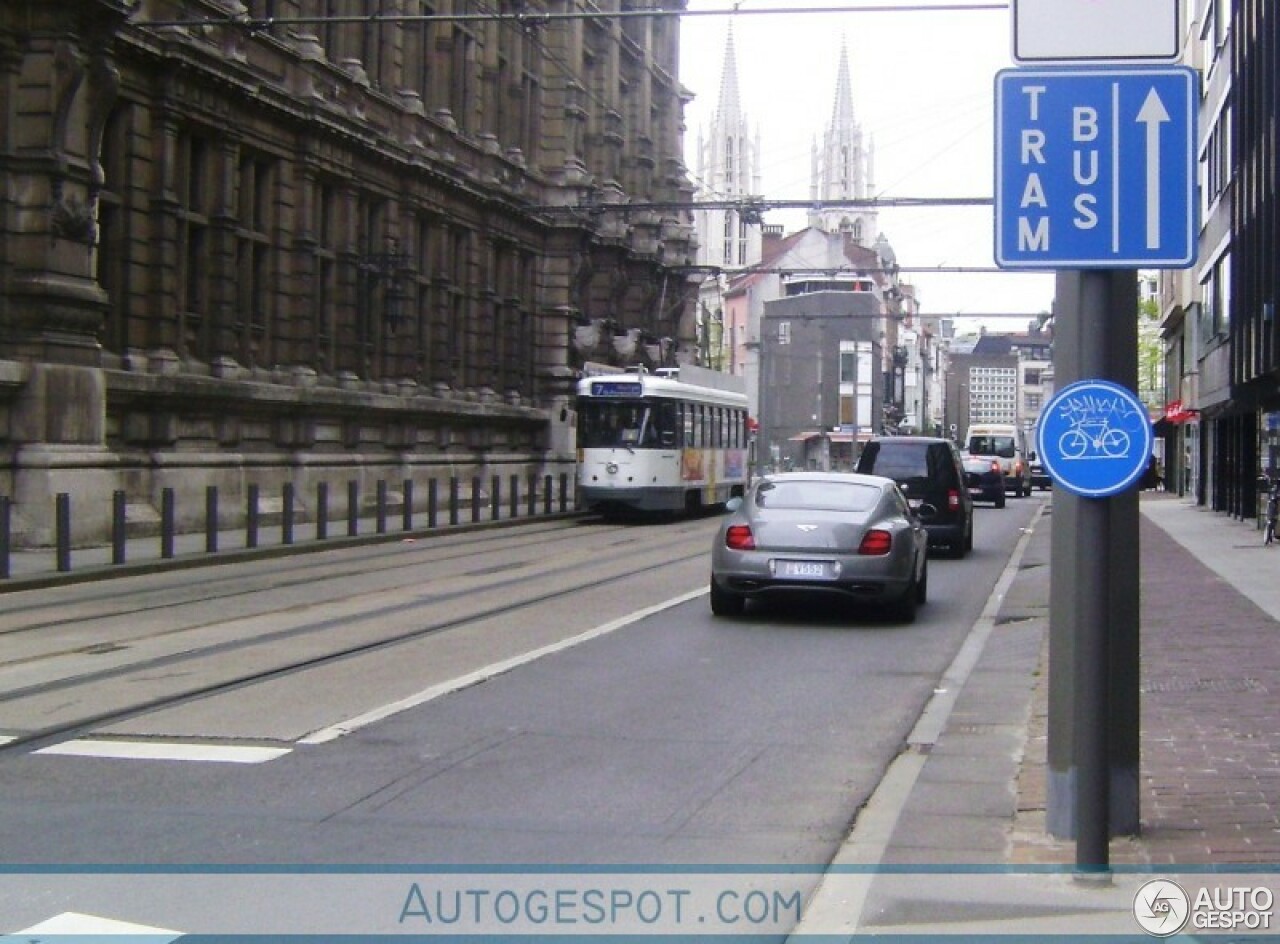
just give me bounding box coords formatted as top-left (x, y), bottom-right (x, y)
top-left (811, 39), bottom-right (877, 243)
top-left (693, 26), bottom-right (763, 269)
top-left (716, 25), bottom-right (742, 124)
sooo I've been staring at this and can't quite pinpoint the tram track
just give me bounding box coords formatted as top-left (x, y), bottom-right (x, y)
top-left (0, 518), bottom-right (716, 756)
top-left (0, 518), bottom-right (593, 632)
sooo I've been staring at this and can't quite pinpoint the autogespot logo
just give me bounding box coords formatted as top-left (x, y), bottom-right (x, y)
top-left (1134, 879), bottom-right (1190, 936)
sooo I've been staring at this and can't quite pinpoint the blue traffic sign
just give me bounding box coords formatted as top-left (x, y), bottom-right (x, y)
top-left (995, 67), bottom-right (1198, 269)
top-left (1036, 380), bottom-right (1153, 498)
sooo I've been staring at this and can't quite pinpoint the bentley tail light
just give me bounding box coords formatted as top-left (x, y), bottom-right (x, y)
top-left (725, 524), bottom-right (756, 550)
top-left (858, 529), bottom-right (893, 556)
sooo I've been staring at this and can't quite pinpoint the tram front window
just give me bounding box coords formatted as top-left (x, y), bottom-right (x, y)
top-left (580, 402), bottom-right (668, 448)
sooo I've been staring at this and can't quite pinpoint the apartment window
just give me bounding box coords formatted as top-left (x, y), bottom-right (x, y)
top-left (840, 349), bottom-right (855, 382)
top-left (406, 1), bottom-right (435, 104)
top-left (311, 180), bottom-right (339, 371)
top-left (235, 152), bottom-right (276, 365)
top-left (777, 321), bottom-right (791, 345)
top-left (176, 129), bottom-right (213, 359)
top-left (450, 26), bottom-right (476, 133)
top-left (97, 104), bottom-right (132, 354)
top-left (321, 0), bottom-right (347, 66)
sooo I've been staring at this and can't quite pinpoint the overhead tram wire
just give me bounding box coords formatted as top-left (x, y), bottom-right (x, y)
top-left (139, 4), bottom-right (1010, 30)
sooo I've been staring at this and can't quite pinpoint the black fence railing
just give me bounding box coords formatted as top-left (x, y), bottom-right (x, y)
top-left (0, 473), bottom-right (576, 580)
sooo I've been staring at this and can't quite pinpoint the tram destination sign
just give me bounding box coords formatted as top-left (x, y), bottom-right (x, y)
top-left (590, 380), bottom-right (644, 397)
top-left (995, 66), bottom-right (1198, 269)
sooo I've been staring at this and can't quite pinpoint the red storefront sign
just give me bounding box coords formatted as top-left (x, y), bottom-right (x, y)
top-left (1164, 399), bottom-right (1198, 424)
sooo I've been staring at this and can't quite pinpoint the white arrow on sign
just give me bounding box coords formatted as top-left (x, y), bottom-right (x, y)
top-left (1137, 88), bottom-right (1171, 250)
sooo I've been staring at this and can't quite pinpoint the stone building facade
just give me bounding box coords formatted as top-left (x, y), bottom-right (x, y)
top-left (0, 0), bottom-right (699, 544)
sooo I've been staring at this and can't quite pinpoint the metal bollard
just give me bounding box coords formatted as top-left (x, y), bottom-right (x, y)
top-left (559, 473), bottom-right (569, 512)
top-left (376, 479), bottom-right (387, 534)
top-left (206, 485), bottom-right (218, 554)
top-left (428, 479), bottom-right (438, 529)
top-left (56, 493), bottom-right (72, 572)
top-left (449, 477), bottom-right (459, 526)
top-left (510, 474), bottom-right (519, 519)
top-left (471, 476), bottom-right (481, 523)
top-left (247, 484), bottom-right (260, 549)
top-left (0, 496), bottom-right (9, 578)
top-left (528, 472), bottom-right (537, 517)
top-left (316, 482), bottom-right (329, 540)
top-left (403, 479), bottom-right (414, 532)
top-left (491, 475), bottom-right (501, 521)
top-left (112, 490), bottom-right (127, 565)
top-left (544, 475), bottom-right (553, 514)
top-left (282, 482), bottom-right (295, 545)
top-left (347, 480), bottom-right (359, 537)
top-left (0, 496), bottom-right (10, 579)
top-left (161, 488), bottom-right (175, 559)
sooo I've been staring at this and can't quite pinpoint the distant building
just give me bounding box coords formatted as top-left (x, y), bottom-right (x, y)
top-left (758, 288), bottom-right (882, 472)
top-left (690, 36), bottom-right (901, 431)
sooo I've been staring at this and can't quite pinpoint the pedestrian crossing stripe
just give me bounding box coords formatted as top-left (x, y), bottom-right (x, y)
top-left (33, 739), bottom-right (290, 764)
top-left (13, 911), bottom-right (181, 937)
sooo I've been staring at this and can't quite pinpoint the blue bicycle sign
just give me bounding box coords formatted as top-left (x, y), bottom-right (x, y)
top-left (1036, 380), bottom-right (1153, 498)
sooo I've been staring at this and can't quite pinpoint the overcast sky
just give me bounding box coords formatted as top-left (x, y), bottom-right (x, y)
top-left (677, 0), bottom-right (1057, 330)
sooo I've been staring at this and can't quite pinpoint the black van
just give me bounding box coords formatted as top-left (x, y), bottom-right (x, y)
top-left (855, 435), bottom-right (973, 558)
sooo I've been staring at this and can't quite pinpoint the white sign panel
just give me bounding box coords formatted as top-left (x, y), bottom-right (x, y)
top-left (1012, 0), bottom-right (1181, 63)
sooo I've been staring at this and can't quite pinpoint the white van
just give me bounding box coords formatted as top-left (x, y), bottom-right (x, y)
top-left (965, 423), bottom-right (1031, 497)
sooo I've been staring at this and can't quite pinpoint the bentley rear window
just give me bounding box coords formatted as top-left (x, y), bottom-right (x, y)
top-left (754, 481), bottom-right (880, 511)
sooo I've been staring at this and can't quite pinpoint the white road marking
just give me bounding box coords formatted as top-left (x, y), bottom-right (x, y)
top-left (13, 910), bottom-right (180, 936)
top-left (299, 588), bottom-right (707, 745)
top-left (34, 739), bottom-right (290, 764)
top-left (790, 505), bottom-right (1046, 938)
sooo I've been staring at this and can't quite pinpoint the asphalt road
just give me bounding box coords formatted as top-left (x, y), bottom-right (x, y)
top-left (0, 496), bottom-right (1043, 934)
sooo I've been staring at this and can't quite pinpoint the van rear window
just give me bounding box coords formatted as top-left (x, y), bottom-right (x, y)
top-left (969, 435), bottom-right (1017, 459)
top-left (860, 442), bottom-right (932, 480)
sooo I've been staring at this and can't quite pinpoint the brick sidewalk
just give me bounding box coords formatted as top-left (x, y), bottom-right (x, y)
top-left (1010, 507), bottom-right (1280, 865)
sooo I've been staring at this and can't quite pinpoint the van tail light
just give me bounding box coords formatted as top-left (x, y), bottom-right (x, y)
top-left (725, 524), bottom-right (756, 550)
top-left (858, 529), bottom-right (893, 556)
top-left (948, 489), bottom-right (961, 511)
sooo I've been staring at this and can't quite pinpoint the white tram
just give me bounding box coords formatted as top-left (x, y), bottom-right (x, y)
top-left (576, 365), bottom-right (751, 516)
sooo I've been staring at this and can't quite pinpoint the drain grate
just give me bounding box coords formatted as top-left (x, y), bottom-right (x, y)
top-left (1142, 677), bottom-right (1265, 694)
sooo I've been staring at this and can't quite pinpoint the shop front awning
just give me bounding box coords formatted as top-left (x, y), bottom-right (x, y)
top-left (788, 431), bottom-right (821, 442)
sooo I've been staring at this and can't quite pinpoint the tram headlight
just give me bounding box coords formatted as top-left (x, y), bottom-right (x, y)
top-left (606, 461), bottom-right (619, 474)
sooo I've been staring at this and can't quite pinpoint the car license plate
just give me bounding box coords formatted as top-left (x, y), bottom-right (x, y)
top-left (778, 559), bottom-right (830, 579)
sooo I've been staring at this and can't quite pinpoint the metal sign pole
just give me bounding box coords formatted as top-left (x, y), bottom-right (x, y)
top-left (1045, 270), bottom-right (1142, 874)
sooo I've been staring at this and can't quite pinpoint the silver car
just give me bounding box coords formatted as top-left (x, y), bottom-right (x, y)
top-left (709, 472), bottom-right (929, 622)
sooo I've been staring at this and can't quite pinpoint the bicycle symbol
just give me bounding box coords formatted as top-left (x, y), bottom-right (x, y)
top-left (1058, 419), bottom-right (1131, 459)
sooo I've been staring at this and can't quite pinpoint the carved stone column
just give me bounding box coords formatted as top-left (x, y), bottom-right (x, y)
top-left (0, 1), bottom-right (131, 364)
